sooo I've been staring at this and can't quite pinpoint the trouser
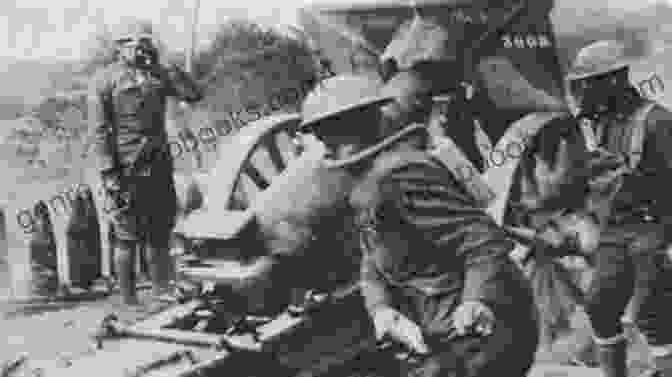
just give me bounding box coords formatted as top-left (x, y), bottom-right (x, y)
top-left (584, 222), bottom-right (670, 376)
top-left (113, 236), bottom-right (175, 302)
top-left (103, 160), bottom-right (178, 302)
top-left (367, 262), bottom-right (538, 377)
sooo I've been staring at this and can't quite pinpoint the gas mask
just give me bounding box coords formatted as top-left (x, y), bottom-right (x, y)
top-left (570, 68), bottom-right (638, 121)
top-left (118, 38), bottom-right (159, 69)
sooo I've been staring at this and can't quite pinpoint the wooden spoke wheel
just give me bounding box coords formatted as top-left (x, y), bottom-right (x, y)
top-left (211, 113), bottom-right (303, 212)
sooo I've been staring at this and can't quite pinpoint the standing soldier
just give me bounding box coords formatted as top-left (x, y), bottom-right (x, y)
top-left (87, 19), bottom-right (203, 305)
top-left (299, 72), bottom-right (539, 377)
top-left (567, 40), bottom-right (672, 377)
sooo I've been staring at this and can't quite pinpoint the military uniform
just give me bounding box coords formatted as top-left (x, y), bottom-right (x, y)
top-left (88, 37), bottom-right (202, 302)
top-left (568, 40), bottom-right (672, 377)
top-left (89, 61), bottom-right (202, 241)
top-left (583, 101), bottom-right (672, 375)
top-left (351, 139), bottom-right (538, 377)
top-left (299, 73), bottom-right (538, 377)
top-left (436, 94), bottom-right (605, 351)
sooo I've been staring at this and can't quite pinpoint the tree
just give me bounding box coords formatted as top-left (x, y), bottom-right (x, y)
top-left (80, 24), bottom-right (118, 75)
top-left (193, 19), bottom-right (317, 115)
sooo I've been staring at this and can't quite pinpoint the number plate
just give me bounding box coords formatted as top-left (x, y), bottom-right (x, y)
top-left (502, 33), bottom-right (552, 49)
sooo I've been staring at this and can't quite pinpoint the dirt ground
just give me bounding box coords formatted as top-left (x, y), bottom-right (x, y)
top-left (0, 285), bottom-right (657, 377)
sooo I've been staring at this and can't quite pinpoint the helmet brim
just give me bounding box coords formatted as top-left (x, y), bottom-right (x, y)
top-left (115, 33), bottom-right (156, 45)
top-left (299, 95), bottom-right (394, 131)
top-left (321, 123), bottom-right (426, 169)
top-left (566, 62), bottom-right (630, 82)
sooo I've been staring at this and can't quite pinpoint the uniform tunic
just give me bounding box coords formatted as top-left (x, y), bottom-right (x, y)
top-left (587, 102), bottom-right (672, 345)
top-left (88, 61), bottom-right (202, 241)
top-left (351, 135), bottom-right (538, 377)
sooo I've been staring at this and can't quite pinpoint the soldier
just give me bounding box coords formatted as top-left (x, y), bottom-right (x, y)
top-left (299, 72), bottom-right (539, 377)
top-left (567, 40), bottom-right (672, 377)
top-left (379, 14), bottom-right (610, 358)
top-left (87, 19), bottom-right (203, 305)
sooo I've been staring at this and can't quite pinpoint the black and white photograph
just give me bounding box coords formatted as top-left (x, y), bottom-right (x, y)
top-left (2, 1), bottom-right (672, 376)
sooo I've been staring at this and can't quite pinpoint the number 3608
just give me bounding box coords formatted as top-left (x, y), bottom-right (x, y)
top-left (501, 34), bottom-right (552, 49)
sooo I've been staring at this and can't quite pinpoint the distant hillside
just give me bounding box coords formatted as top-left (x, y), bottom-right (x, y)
top-left (0, 99), bottom-right (29, 120)
top-left (0, 58), bottom-right (83, 106)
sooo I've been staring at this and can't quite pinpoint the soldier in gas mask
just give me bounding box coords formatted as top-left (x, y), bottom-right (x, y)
top-left (567, 40), bottom-right (672, 377)
top-left (87, 19), bottom-right (203, 306)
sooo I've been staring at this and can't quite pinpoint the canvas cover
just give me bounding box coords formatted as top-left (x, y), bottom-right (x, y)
top-left (297, 0), bottom-right (567, 111)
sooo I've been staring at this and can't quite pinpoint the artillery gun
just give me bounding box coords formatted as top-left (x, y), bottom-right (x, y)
top-left (18, 1), bottom-right (606, 377)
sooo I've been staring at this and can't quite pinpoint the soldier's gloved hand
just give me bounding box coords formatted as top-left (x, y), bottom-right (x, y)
top-left (535, 225), bottom-right (565, 248)
top-left (101, 168), bottom-right (122, 191)
top-left (452, 300), bottom-right (495, 337)
top-left (372, 306), bottom-right (430, 355)
top-left (555, 213), bottom-right (601, 255)
top-left (536, 214), bottom-right (601, 256)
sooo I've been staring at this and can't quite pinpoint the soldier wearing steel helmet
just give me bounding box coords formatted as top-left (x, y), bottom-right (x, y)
top-left (379, 16), bottom-right (615, 361)
top-left (87, 19), bottom-right (203, 306)
top-left (299, 70), bottom-right (538, 377)
top-left (567, 40), bottom-right (672, 377)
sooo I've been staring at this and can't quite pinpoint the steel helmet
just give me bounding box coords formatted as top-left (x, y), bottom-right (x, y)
top-left (299, 73), bottom-right (393, 131)
top-left (113, 19), bottom-right (157, 45)
top-left (566, 40), bottom-right (630, 81)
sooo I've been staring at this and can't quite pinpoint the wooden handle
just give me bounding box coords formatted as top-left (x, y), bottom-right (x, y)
top-left (502, 226), bottom-right (537, 243)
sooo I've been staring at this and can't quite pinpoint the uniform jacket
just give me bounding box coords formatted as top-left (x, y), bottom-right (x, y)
top-left (349, 129), bottom-right (520, 317)
top-left (87, 61), bottom-right (203, 173)
top-left (602, 102), bottom-right (672, 234)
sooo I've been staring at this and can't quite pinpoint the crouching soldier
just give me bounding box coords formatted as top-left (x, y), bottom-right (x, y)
top-left (299, 72), bottom-right (538, 377)
top-left (87, 19), bottom-right (203, 305)
top-left (567, 40), bottom-right (672, 377)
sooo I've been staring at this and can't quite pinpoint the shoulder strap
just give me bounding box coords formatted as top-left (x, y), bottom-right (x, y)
top-left (627, 102), bottom-right (657, 170)
top-left (431, 112), bottom-right (566, 224)
top-left (430, 136), bottom-right (496, 207)
top-left (483, 112), bottom-right (566, 225)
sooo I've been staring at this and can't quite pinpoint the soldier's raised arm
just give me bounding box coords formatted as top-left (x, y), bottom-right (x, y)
top-left (161, 63), bottom-right (204, 104)
top-left (360, 249), bottom-right (393, 315)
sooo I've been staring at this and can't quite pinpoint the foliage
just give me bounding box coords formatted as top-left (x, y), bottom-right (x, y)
top-left (8, 4), bottom-right (672, 176)
top-left (2, 19), bottom-right (318, 177)
top-left (80, 25), bottom-right (118, 76)
top-left (193, 19), bottom-right (317, 114)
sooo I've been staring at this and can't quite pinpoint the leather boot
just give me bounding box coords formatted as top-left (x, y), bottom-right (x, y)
top-left (114, 239), bottom-right (139, 305)
top-left (145, 242), bottom-right (174, 297)
top-left (595, 336), bottom-right (628, 377)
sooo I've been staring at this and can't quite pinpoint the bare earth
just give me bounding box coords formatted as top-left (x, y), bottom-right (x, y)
top-left (0, 286), bottom-right (655, 377)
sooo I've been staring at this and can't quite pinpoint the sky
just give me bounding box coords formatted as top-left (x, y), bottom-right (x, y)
top-left (0, 0), bottom-right (668, 61)
top-left (0, 0), bottom-right (309, 60)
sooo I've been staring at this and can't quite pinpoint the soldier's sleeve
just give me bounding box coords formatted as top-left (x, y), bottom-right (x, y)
top-left (380, 162), bottom-right (516, 309)
top-left (360, 250), bottom-right (393, 314)
top-left (162, 64), bottom-right (204, 104)
top-left (645, 106), bottom-right (672, 233)
top-left (87, 69), bottom-right (117, 173)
